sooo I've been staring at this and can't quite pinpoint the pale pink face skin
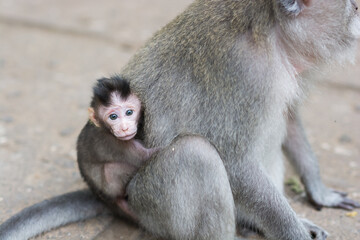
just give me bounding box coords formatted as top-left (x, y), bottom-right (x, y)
top-left (98, 92), bottom-right (142, 141)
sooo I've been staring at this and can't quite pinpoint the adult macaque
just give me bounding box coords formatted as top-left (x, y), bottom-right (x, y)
top-left (1, 0), bottom-right (360, 240)
top-left (77, 76), bottom-right (158, 220)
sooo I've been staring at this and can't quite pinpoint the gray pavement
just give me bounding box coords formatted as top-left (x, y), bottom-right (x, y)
top-left (0, 1), bottom-right (359, 239)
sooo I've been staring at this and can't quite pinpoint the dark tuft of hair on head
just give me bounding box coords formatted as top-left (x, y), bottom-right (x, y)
top-left (90, 75), bottom-right (131, 108)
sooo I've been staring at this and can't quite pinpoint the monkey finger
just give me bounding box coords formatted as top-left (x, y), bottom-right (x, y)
top-left (341, 198), bottom-right (360, 208)
top-left (337, 203), bottom-right (356, 211)
top-left (336, 197), bottom-right (360, 210)
top-left (333, 190), bottom-right (348, 197)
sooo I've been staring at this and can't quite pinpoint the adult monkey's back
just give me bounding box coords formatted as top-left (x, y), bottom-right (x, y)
top-left (1, 0), bottom-right (360, 239)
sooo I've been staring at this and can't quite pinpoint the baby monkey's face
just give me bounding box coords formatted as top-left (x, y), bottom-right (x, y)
top-left (99, 92), bottom-right (141, 141)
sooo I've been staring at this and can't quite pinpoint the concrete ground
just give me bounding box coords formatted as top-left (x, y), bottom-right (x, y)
top-left (0, 0), bottom-right (359, 239)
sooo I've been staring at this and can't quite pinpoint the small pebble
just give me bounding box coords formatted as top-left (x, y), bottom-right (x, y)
top-left (50, 145), bottom-right (58, 152)
top-left (7, 91), bottom-right (22, 98)
top-left (59, 127), bottom-right (75, 137)
top-left (0, 116), bottom-right (13, 123)
top-left (0, 137), bottom-right (8, 145)
top-left (34, 127), bottom-right (44, 133)
top-left (54, 156), bottom-right (74, 168)
top-left (320, 142), bottom-right (331, 151)
top-left (339, 134), bottom-right (352, 144)
top-left (0, 59), bottom-right (5, 68)
top-left (0, 125), bottom-right (6, 135)
top-left (354, 105), bottom-right (360, 113)
top-left (352, 192), bottom-right (360, 198)
top-left (334, 146), bottom-right (352, 156)
top-left (47, 60), bottom-right (58, 69)
top-left (69, 150), bottom-right (76, 160)
top-left (350, 161), bottom-right (358, 168)
top-left (78, 103), bottom-right (89, 109)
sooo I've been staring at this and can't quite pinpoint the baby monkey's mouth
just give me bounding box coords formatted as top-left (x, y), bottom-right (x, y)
top-left (117, 131), bottom-right (137, 141)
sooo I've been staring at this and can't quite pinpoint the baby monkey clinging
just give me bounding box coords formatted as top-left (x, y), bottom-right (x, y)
top-left (77, 76), bottom-right (158, 220)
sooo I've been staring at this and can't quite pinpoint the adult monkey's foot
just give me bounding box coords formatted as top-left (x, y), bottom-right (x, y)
top-left (307, 184), bottom-right (360, 210)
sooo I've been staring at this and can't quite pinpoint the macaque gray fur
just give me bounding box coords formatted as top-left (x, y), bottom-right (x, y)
top-left (77, 122), bottom-right (154, 217)
top-left (0, 190), bottom-right (109, 240)
top-left (1, 0), bottom-right (360, 240)
top-left (121, 0), bottom-right (360, 239)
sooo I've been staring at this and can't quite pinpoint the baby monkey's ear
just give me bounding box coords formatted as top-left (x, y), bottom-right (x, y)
top-left (88, 107), bottom-right (101, 127)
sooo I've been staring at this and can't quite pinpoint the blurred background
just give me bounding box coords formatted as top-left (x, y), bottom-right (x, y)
top-left (0, 0), bottom-right (359, 239)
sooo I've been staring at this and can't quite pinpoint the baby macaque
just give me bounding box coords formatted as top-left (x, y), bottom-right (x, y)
top-left (77, 76), bottom-right (157, 220)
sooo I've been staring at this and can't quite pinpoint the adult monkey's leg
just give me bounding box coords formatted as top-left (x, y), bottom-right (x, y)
top-left (229, 156), bottom-right (327, 240)
top-left (127, 135), bottom-right (238, 240)
top-left (283, 108), bottom-right (360, 210)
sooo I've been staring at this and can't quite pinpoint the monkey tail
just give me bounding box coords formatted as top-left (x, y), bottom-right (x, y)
top-left (0, 189), bottom-right (110, 240)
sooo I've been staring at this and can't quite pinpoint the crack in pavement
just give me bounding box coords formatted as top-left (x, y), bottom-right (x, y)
top-left (0, 14), bottom-right (134, 51)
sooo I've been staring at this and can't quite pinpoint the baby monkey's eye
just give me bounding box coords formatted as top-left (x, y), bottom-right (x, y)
top-left (126, 110), bottom-right (134, 116)
top-left (109, 114), bottom-right (118, 120)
